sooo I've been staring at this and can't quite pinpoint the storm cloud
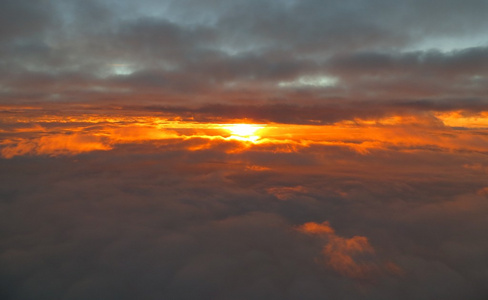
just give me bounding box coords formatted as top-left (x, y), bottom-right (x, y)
top-left (1, 0), bottom-right (487, 108)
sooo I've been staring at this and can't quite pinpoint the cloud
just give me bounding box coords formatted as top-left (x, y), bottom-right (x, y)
top-left (2, 1), bottom-right (488, 299)
top-left (0, 134), bottom-right (111, 158)
top-left (0, 0), bottom-right (55, 42)
top-left (2, 106), bottom-right (488, 159)
top-left (2, 125), bottom-right (488, 299)
top-left (298, 221), bottom-right (400, 280)
top-left (1, 0), bottom-right (488, 106)
top-left (329, 47), bottom-right (488, 77)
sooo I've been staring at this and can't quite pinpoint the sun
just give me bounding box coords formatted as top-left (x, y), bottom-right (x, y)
top-left (222, 124), bottom-right (265, 142)
top-left (225, 124), bottom-right (263, 136)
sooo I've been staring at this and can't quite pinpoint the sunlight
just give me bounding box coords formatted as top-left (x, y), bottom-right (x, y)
top-left (222, 124), bottom-right (265, 142)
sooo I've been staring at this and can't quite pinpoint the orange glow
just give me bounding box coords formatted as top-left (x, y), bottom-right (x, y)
top-left (435, 111), bottom-right (488, 128)
top-left (1, 107), bottom-right (488, 158)
top-left (222, 124), bottom-right (265, 142)
top-left (323, 235), bottom-right (376, 279)
top-left (298, 221), bottom-right (403, 280)
top-left (1, 134), bottom-right (111, 159)
top-left (298, 221), bottom-right (335, 234)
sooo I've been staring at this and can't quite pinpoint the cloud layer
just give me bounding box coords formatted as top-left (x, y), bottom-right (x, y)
top-left (1, 1), bottom-right (488, 299)
top-left (1, 0), bottom-right (487, 110)
top-left (1, 108), bottom-right (488, 299)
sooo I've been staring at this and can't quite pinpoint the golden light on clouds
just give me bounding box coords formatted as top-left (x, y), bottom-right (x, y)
top-left (297, 221), bottom-right (403, 280)
top-left (2, 107), bottom-right (488, 158)
top-left (435, 111), bottom-right (488, 128)
top-left (222, 124), bottom-right (265, 142)
top-left (1, 106), bottom-right (488, 298)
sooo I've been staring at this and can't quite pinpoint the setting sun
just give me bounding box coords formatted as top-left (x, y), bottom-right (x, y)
top-left (3, 0), bottom-right (488, 298)
top-left (222, 124), bottom-right (265, 141)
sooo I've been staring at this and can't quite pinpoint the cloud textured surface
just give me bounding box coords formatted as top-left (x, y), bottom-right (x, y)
top-left (1, 1), bottom-right (488, 299)
top-left (1, 0), bottom-right (487, 107)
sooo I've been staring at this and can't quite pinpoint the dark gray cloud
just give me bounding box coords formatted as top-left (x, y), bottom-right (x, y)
top-left (329, 47), bottom-right (488, 76)
top-left (1, 0), bottom-right (487, 108)
top-left (1, 136), bottom-right (488, 299)
top-left (0, 0), bottom-right (55, 42)
top-left (133, 99), bottom-right (488, 125)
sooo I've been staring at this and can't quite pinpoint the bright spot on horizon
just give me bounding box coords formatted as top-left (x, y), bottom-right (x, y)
top-left (222, 124), bottom-right (265, 142)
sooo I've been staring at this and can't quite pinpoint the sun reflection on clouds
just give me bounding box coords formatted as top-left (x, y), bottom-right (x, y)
top-left (221, 124), bottom-right (265, 142)
top-left (1, 106), bottom-right (488, 158)
top-left (2, 104), bottom-right (488, 299)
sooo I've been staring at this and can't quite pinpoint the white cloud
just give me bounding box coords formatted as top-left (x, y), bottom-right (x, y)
top-left (278, 75), bottom-right (338, 88)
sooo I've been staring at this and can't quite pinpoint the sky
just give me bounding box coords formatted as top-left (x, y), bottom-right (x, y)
top-left (1, 0), bottom-right (488, 299)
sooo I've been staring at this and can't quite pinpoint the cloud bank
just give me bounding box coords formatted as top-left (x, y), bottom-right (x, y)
top-left (1, 0), bottom-right (487, 110)
top-left (1, 108), bottom-right (488, 299)
top-left (1, 1), bottom-right (488, 299)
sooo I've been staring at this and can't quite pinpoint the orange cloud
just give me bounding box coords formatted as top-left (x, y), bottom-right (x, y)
top-left (477, 187), bottom-right (488, 196)
top-left (266, 186), bottom-right (308, 201)
top-left (2, 106), bottom-right (488, 158)
top-left (435, 111), bottom-right (488, 128)
top-left (323, 235), bottom-right (376, 279)
top-left (298, 221), bottom-right (335, 235)
top-left (1, 134), bottom-right (111, 158)
top-left (298, 222), bottom-right (402, 280)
